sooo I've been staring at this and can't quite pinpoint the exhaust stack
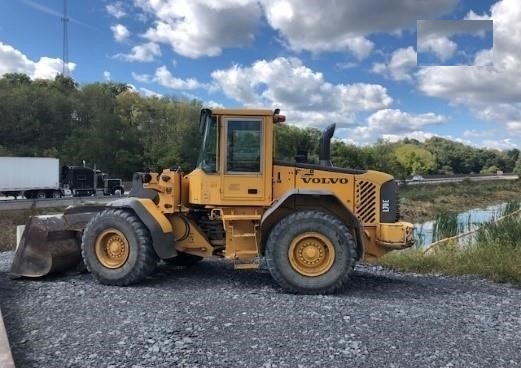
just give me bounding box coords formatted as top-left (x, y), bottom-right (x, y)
top-left (319, 123), bottom-right (336, 167)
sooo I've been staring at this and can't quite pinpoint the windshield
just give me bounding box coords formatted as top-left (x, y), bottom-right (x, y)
top-left (197, 114), bottom-right (218, 173)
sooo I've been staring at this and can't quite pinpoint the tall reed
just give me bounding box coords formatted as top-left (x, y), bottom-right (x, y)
top-left (476, 215), bottom-right (521, 248)
top-left (431, 212), bottom-right (459, 242)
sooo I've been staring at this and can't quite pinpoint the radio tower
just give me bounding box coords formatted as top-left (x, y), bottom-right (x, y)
top-left (61, 0), bottom-right (69, 76)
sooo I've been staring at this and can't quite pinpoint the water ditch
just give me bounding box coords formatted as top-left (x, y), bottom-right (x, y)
top-left (414, 201), bottom-right (520, 248)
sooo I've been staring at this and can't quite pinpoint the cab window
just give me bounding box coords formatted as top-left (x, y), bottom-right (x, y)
top-left (226, 119), bottom-right (262, 173)
top-left (197, 115), bottom-right (218, 173)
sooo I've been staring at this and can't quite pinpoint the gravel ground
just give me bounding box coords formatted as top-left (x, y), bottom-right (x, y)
top-left (1, 251), bottom-right (520, 368)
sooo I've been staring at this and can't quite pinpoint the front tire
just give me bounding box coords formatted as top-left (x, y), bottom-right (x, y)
top-left (82, 208), bottom-right (158, 285)
top-left (265, 210), bottom-right (356, 294)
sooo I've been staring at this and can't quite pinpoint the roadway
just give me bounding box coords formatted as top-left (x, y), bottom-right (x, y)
top-left (401, 174), bottom-right (518, 185)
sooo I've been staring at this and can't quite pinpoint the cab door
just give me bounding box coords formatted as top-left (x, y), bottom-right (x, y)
top-left (221, 117), bottom-right (266, 202)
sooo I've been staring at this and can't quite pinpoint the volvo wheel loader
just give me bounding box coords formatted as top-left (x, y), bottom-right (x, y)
top-left (11, 108), bottom-right (414, 294)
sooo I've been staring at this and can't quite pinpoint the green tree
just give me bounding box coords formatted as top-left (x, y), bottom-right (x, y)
top-left (513, 158), bottom-right (521, 175)
top-left (331, 141), bottom-right (370, 169)
top-left (274, 124), bottom-right (321, 163)
top-left (366, 140), bottom-right (407, 178)
top-left (481, 165), bottom-right (499, 174)
top-left (1, 73), bottom-right (31, 86)
top-left (394, 144), bottom-right (436, 175)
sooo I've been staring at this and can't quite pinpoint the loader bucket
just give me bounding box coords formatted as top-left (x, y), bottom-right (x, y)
top-left (10, 215), bottom-right (82, 278)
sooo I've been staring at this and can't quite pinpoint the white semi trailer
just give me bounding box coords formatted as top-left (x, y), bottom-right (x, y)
top-left (0, 157), bottom-right (62, 199)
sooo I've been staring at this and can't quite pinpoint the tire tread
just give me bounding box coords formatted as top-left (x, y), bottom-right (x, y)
top-left (265, 210), bottom-right (356, 294)
top-left (82, 208), bottom-right (158, 286)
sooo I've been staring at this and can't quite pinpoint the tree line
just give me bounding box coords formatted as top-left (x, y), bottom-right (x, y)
top-left (1, 73), bottom-right (520, 180)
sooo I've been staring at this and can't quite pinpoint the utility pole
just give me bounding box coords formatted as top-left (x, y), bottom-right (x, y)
top-left (61, 0), bottom-right (69, 76)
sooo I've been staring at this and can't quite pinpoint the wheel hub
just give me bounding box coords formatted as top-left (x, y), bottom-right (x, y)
top-left (107, 236), bottom-right (125, 257)
top-left (95, 228), bottom-right (130, 269)
top-left (288, 232), bottom-right (335, 277)
top-left (303, 245), bottom-right (318, 259)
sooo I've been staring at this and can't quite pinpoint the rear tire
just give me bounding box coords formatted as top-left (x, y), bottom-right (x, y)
top-left (82, 208), bottom-right (158, 285)
top-left (265, 210), bottom-right (356, 294)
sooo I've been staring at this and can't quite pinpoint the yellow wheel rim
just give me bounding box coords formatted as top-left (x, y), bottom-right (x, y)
top-left (288, 232), bottom-right (335, 276)
top-left (95, 228), bottom-right (130, 269)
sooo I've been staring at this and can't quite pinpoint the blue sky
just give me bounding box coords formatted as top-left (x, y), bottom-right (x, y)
top-left (0, 0), bottom-right (519, 150)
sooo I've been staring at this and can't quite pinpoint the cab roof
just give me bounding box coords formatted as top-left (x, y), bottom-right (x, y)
top-left (209, 108), bottom-right (275, 116)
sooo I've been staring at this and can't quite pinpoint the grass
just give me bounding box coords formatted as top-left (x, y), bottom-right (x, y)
top-left (380, 211), bottom-right (521, 284)
top-left (379, 245), bottom-right (521, 284)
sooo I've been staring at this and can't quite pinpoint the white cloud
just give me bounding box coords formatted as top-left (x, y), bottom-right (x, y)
top-left (154, 66), bottom-right (205, 90)
top-left (131, 72), bottom-right (152, 83)
top-left (260, 0), bottom-right (457, 58)
top-left (351, 109), bottom-right (446, 143)
top-left (135, 0), bottom-right (261, 58)
top-left (132, 66), bottom-right (207, 90)
top-left (205, 100), bottom-right (225, 109)
top-left (506, 121), bottom-right (521, 132)
top-left (0, 42), bottom-right (75, 79)
top-left (418, 37), bottom-right (457, 62)
top-left (473, 49), bottom-right (493, 66)
top-left (418, 19), bottom-right (493, 39)
top-left (417, 64), bottom-right (519, 104)
top-left (368, 109), bottom-right (446, 129)
top-left (103, 71), bottom-right (111, 81)
top-left (210, 57), bottom-right (392, 128)
top-left (381, 131), bottom-right (435, 143)
top-left (132, 0), bottom-right (456, 59)
top-left (115, 42), bottom-right (161, 62)
top-left (465, 10), bottom-right (491, 21)
top-left (111, 24), bottom-right (130, 43)
top-left (372, 47), bottom-right (417, 81)
top-left (126, 83), bottom-right (138, 92)
top-left (417, 0), bottom-right (521, 134)
top-left (376, 109), bottom-right (444, 132)
top-left (106, 2), bottom-right (127, 18)
top-left (480, 138), bottom-right (517, 150)
top-left (474, 104), bottom-right (521, 122)
top-left (462, 129), bottom-right (520, 150)
top-left (31, 57), bottom-right (72, 79)
top-left (139, 87), bottom-right (162, 98)
top-left (417, 19), bottom-right (492, 62)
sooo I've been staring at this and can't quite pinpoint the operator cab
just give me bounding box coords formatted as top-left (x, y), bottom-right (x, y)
top-left (189, 108), bottom-right (284, 206)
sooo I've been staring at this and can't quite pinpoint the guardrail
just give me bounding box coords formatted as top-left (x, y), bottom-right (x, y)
top-left (0, 196), bottom-right (120, 211)
top-left (400, 174), bottom-right (518, 186)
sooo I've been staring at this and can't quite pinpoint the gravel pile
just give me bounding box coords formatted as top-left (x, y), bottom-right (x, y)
top-left (1, 251), bottom-right (520, 368)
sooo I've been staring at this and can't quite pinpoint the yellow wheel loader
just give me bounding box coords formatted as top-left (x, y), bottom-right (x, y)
top-left (11, 108), bottom-right (414, 294)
